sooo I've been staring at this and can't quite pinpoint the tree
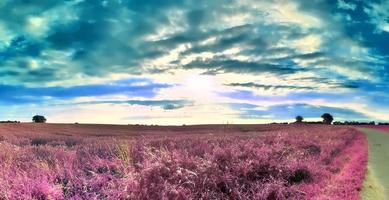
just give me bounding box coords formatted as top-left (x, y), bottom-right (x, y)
top-left (321, 113), bottom-right (333, 125)
top-left (32, 115), bottom-right (46, 123)
top-left (295, 116), bottom-right (304, 123)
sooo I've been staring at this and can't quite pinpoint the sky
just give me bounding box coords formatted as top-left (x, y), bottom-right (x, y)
top-left (0, 0), bottom-right (388, 124)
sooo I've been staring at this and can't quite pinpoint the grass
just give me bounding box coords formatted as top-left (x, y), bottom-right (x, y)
top-left (0, 124), bottom-right (367, 199)
top-left (360, 128), bottom-right (389, 200)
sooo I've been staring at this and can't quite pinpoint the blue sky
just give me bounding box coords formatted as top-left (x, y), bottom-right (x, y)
top-left (0, 0), bottom-right (388, 124)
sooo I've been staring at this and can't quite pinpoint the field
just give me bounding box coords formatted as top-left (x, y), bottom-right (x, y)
top-left (0, 123), bottom-right (367, 200)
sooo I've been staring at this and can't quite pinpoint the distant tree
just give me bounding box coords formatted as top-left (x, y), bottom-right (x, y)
top-left (32, 115), bottom-right (46, 123)
top-left (295, 116), bottom-right (304, 123)
top-left (321, 113), bottom-right (333, 125)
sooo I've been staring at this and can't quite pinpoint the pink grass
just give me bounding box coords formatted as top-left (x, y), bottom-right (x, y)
top-left (0, 124), bottom-right (367, 199)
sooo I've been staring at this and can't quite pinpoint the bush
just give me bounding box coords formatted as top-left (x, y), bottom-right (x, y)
top-left (287, 168), bottom-right (312, 184)
top-left (31, 138), bottom-right (49, 146)
top-left (32, 115), bottom-right (47, 123)
top-left (295, 116), bottom-right (303, 123)
top-left (321, 113), bottom-right (333, 125)
top-left (303, 144), bottom-right (321, 155)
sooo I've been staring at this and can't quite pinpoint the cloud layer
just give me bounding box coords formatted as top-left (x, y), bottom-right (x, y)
top-left (0, 0), bottom-right (388, 124)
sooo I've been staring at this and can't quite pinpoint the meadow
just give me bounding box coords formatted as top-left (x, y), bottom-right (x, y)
top-left (0, 123), bottom-right (367, 200)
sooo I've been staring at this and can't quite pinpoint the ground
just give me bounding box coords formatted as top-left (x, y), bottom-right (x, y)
top-left (0, 123), bottom-right (370, 199)
top-left (360, 128), bottom-right (389, 200)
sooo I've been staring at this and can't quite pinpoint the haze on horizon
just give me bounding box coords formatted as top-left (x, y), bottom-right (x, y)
top-left (0, 0), bottom-right (388, 125)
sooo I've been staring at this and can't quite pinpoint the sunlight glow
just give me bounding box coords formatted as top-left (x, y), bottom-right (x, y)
top-left (184, 74), bottom-right (215, 100)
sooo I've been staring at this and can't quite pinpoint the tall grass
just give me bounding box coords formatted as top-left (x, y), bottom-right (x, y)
top-left (0, 125), bottom-right (366, 199)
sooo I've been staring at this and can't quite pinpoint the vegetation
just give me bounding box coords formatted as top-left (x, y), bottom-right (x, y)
top-left (32, 115), bottom-right (47, 123)
top-left (0, 121), bottom-right (20, 123)
top-left (290, 113), bottom-right (336, 124)
top-left (321, 113), bottom-right (334, 125)
top-left (333, 121), bottom-right (376, 125)
top-left (295, 116), bottom-right (303, 123)
top-left (0, 124), bottom-right (367, 199)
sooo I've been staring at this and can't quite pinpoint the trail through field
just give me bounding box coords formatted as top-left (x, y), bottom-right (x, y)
top-left (360, 128), bottom-right (389, 200)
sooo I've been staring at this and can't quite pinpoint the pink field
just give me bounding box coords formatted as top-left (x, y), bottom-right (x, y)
top-left (0, 123), bottom-right (367, 199)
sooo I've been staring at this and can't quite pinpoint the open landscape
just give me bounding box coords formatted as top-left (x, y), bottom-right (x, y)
top-left (0, 123), bottom-right (371, 199)
top-left (1, 0), bottom-right (389, 199)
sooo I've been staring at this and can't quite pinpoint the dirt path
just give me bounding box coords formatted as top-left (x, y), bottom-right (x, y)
top-left (360, 128), bottom-right (389, 200)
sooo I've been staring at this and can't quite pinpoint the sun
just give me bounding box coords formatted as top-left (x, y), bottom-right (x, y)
top-left (184, 74), bottom-right (215, 101)
top-left (186, 74), bottom-right (212, 90)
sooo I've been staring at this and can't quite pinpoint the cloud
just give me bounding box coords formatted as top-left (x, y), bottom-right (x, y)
top-left (363, 1), bottom-right (389, 33)
top-left (184, 58), bottom-right (305, 75)
top-left (77, 99), bottom-right (193, 110)
top-left (0, 78), bottom-right (171, 104)
top-left (225, 77), bottom-right (361, 94)
top-left (0, 36), bottom-right (42, 58)
top-left (337, 0), bottom-right (357, 11)
top-left (226, 82), bottom-right (316, 91)
top-left (0, 0), bottom-right (383, 86)
top-left (230, 103), bottom-right (368, 121)
top-left (0, 0), bottom-right (389, 123)
top-left (220, 89), bottom-right (358, 104)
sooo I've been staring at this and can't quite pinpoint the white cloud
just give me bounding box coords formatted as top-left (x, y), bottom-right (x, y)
top-left (0, 22), bottom-right (13, 48)
top-left (289, 34), bottom-right (322, 53)
top-left (27, 16), bottom-right (49, 36)
top-left (267, 1), bottom-right (323, 28)
top-left (364, 1), bottom-right (389, 33)
top-left (337, 0), bottom-right (357, 11)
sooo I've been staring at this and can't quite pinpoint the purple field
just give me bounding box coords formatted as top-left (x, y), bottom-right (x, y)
top-left (0, 123), bottom-right (367, 199)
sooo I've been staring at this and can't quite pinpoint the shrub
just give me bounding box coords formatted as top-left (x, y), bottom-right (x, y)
top-left (303, 144), bottom-right (321, 155)
top-left (32, 115), bottom-right (47, 123)
top-left (31, 138), bottom-right (49, 146)
top-left (295, 116), bottom-right (304, 123)
top-left (287, 168), bottom-right (312, 184)
top-left (321, 113), bottom-right (333, 125)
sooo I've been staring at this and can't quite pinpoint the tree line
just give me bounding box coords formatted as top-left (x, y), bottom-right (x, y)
top-left (294, 113), bottom-right (334, 124)
top-left (295, 114), bottom-right (389, 125)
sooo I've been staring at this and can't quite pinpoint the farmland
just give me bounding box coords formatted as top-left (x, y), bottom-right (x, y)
top-left (0, 123), bottom-right (367, 199)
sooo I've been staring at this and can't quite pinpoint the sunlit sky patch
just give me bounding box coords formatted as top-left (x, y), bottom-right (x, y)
top-left (0, 0), bottom-right (388, 124)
